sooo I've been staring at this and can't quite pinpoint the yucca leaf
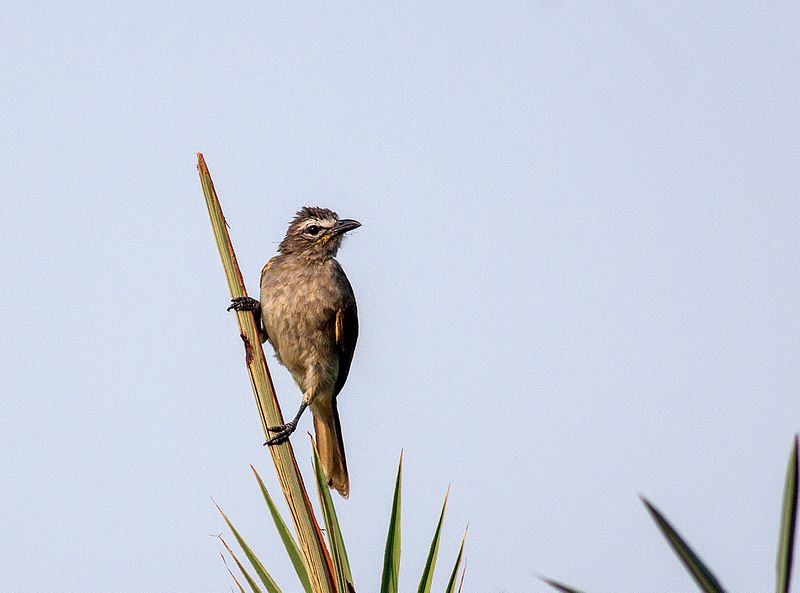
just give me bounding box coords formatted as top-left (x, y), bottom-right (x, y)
top-left (539, 575), bottom-right (586, 593)
top-left (456, 564), bottom-right (466, 593)
top-left (228, 568), bottom-right (248, 593)
top-left (198, 154), bottom-right (336, 593)
top-left (215, 501), bottom-right (283, 593)
top-left (444, 525), bottom-right (467, 593)
top-left (380, 452), bottom-right (403, 593)
top-left (776, 435), bottom-right (798, 593)
top-left (311, 439), bottom-right (354, 593)
top-left (250, 466), bottom-right (313, 593)
top-left (221, 551), bottom-right (249, 593)
top-left (641, 497), bottom-right (726, 593)
top-left (219, 536), bottom-right (263, 593)
top-left (416, 487), bottom-right (449, 593)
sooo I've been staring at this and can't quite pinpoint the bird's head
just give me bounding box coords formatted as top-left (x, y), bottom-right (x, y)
top-left (279, 206), bottom-right (361, 258)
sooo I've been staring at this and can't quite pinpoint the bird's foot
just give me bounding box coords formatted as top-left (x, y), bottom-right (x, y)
top-left (227, 297), bottom-right (260, 312)
top-left (264, 420), bottom-right (299, 446)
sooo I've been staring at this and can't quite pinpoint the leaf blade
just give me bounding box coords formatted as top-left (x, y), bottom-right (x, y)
top-left (380, 452), bottom-right (403, 593)
top-left (539, 575), bottom-right (586, 593)
top-left (312, 439), bottom-right (354, 593)
top-left (641, 497), bottom-right (726, 593)
top-left (444, 525), bottom-right (467, 593)
top-left (776, 435), bottom-right (798, 593)
top-left (221, 551), bottom-right (251, 593)
top-left (416, 488), bottom-right (449, 593)
top-left (251, 466), bottom-right (313, 593)
top-left (216, 501), bottom-right (283, 593)
top-left (197, 154), bottom-right (336, 593)
top-left (219, 537), bottom-right (263, 593)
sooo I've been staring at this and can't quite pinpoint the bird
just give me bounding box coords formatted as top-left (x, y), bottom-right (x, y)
top-left (228, 206), bottom-right (360, 497)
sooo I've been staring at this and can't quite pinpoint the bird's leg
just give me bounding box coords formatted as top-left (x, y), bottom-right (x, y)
top-left (264, 401), bottom-right (308, 446)
top-left (227, 297), bottom-right (268, 342)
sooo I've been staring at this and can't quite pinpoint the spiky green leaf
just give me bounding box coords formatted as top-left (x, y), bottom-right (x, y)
top-left (540, 575), bottom-right (586, 593)
top-left (198, 154), bottom-right (336, 593)
top-left (311, 440), bottom-right (354, 593)
top-left (380, 452), bottom-right (403, 593)
top-left (251, 466), bottom-right (312, 593)
top-left (219, 537), bottom-right (263, 593)
top-left (444, 526), bottom-right (467, 593)
top-left (641, 497), bottom-right (725, 593)
top-left (456, 564), bottom-right (466, 593)
top-left (416, 488), bottom-right (449, 593)
top-left (215, 501), bottom-right (283, 593)
top-left (221, 551), bottom-right (249, 593)
top-left (776, 435), bottom-right (798, 593)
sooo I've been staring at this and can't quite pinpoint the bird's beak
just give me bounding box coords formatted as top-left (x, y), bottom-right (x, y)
top-left (331, 219), bottom-right (361, 236)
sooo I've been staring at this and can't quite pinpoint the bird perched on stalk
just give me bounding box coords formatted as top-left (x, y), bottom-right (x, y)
top-left (228, 207), bottom-right (360, 497)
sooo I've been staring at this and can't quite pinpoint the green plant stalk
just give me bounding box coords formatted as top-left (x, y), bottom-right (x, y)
top-left (197, 153), bottom-right (336, 593)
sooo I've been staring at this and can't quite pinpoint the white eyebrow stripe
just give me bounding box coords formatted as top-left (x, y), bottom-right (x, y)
top-left (305, 219), bottom-right (336, 230)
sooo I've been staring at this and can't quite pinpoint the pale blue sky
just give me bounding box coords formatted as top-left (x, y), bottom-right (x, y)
top-left (1, 2), bottom-right (798, 592)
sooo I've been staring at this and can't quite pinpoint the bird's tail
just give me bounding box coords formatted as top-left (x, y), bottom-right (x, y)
top-left (313, 400), bottom-right (349, 498)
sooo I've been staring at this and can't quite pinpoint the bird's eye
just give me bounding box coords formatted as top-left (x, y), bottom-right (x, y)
top-left (306, 225), bottom-right (320, 236)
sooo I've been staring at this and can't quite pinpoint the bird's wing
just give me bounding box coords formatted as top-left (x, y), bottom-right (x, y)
top-left (260, 256), bottom-right (278, 284)
top-left (333, 294), bottom-right (359, 398)
top-left (256, 256), bottom-right (279, 343)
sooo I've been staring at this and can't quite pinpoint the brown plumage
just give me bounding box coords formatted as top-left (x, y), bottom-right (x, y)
top-left (231, 207), bottom-right (360, 497)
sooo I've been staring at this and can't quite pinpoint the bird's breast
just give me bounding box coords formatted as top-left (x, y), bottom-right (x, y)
top-left (259, 260), bottom-right (345, 381)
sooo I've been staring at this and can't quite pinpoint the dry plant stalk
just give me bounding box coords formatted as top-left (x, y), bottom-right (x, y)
top-left (197, 153), bottom-right (337, 593)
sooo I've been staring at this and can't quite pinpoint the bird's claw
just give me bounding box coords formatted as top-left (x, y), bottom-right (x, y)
top-left (228, 296), bottom-right (260, 312)
top-left (264, 421), bottom-right (298, 446)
